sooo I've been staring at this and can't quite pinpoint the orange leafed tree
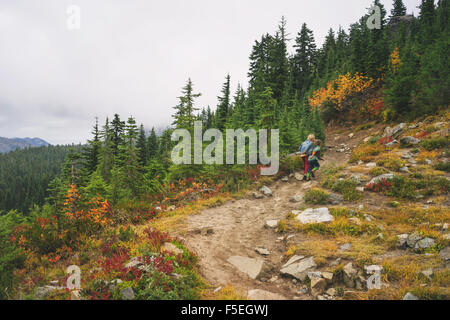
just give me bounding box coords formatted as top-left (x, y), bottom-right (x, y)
top-left (309, 72), bottom-right (374, 112)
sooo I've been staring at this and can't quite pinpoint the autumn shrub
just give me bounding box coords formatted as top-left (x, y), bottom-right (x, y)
top-left (386, 176), bottom-right (416, 199)
top-left (420, 137), bottom-right (449, 151)
top-left (331, 179), bottom-right (363, 201)
top-left (376, 157), bottom-right (407, 171)
top-left (350, 144), bottom-right (385, 163)
top-left (369, 167), bottom-right (390, 176)
top-left (304, 188), bottom-right (330, 205)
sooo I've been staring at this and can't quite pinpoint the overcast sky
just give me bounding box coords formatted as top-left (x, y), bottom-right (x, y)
top-left (0, 0), bottom-right (421, 145)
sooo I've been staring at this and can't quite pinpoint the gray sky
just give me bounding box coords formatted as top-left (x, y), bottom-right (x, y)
top-left (0, 0), bottom-right (421, 145)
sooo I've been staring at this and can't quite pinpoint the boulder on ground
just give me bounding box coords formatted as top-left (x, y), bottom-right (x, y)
top-left (295, 208), bottom-right (334, 224)
top-left (259, 186), bottom-right (273, 197)
top-left (120, 287), bottom-right (135, 300)
top-left (400, 136), bottom-right (421, 145)
top-left (265, 220), bottom-right (279, 229)
top-left (280, 257), bottom-right (317, 281)
top-left (403, 292), bottom-right (419, 300)
top-left (311, 277), bottom-right (327, 296)
top-left (162, 243), bottom-right (183, 256)
top-left (227, 256), bottom-right (268, 280)
top-left (415, 238), bottom-right (435, 250)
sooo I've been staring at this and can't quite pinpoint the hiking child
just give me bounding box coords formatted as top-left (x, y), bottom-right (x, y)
top-left (306, 139), bottom-right (323, 181)
top-left (299, 134), bottom-right (315, 181)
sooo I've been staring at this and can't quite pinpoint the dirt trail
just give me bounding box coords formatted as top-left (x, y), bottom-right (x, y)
top-left (178, 130), bottom-right (356, 299)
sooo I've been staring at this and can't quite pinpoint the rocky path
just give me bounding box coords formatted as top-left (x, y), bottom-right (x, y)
top-left (179, 144), bottom-right (350, 300)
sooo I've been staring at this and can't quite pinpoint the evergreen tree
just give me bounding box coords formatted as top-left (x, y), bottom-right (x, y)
top-left (147, 127), bottom-right (158, 160)
top-left (215, 74), bottom-right (231, 130)
top-left (293, 23), bottom-right (316, 96)
top-left (172, 79), bottom-right (201, 130)
top-left (391, 0), bottom-right (407, 17)
top-left (137, 124), bottom-right (148, 167)
top-left (82, 117), bottom-right (101, 176)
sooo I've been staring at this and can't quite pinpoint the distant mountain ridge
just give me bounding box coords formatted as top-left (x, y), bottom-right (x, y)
top-left (0, 137), bottom-right (50, 154)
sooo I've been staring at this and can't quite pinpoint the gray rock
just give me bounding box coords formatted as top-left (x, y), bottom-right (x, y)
top-left (329, 258), bottom-right (342, 267)
top-left (34, 286), bottom-right (60, 300)
top-left (280, 257), bottom-right (317, 281)
top-left (328, 193), bottom-right (344, 205)
top-left (295, 173), bottom-right (304, 181)
top-left (281, 177), bottom-right (289, 182)
top-left (397, 234), bottom-right (409, 248)
top-left (295, 208), bottom-right (334, 224)
top-left (415, 238), bottom-right (435, 250)
top-left (439, 247), bottom-right (450, 261)
top-left (403, 292), bottom-right (419, 300)
top-left (367, 174), bottom-right (395, 186)
top-left (290, 195), bottom-right (303, 203)
top-left (326, 288), bottom-right (337, 296)
top-left (386, 140), bottom-right (398, 147)
top-left (265, 220), bottom-right (279, 229)
top-left (407, 232), bottom-right (423, 248)
top-left (162, 243), bottom-right (183, 256)
top-left (366, 162), bottom-right (377, 168)
top-left (125, 257), bottom-right (143, 269)
top-left (253, 192), bottom-right (264, 199)
top-left (343, 263), bottom-right (358, 288)
top-left (311, 277), bottom-right (327, 296)
top-left (421, 268), bottom-right (433, 280)
top-left (120, 287), bottom-right (135, 300)
top-left (282, 255), bottom-right (305, 268)
top-left (259, 186), bottom-right (273, 197)
top-left (384, 123), bottom-right (406, 138)
top-left (227, 256), bottom-right (267, 280)
top-left (339, 243), bottom-right (352, 251)
top-left (399, 167), bottom-right (410, 173)
top-left (255, 247), bottom-right (270, 256)
top-left (400, 136), bottom-right (421, 146)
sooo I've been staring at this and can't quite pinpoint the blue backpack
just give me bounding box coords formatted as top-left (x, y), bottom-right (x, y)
top-left (299, 140), bottom-right (313, 155)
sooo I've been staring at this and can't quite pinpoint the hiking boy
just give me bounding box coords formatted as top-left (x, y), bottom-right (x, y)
top-left (306, 139), bottom-right (323, 181)
top-left (299, 134), bottom-right (315, 181)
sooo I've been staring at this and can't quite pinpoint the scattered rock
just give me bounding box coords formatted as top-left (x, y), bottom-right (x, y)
top-left (70, 290), bottom-right (82, 300)
top-left (349, 217), bottom-right (362, 226)
top-left (343, 263), bottom-right (358, 288)
top-left (255, 247), bottom-right (270, 256)
top-left (34, 286), bottom-right (60, 300)
top-left (295, 173), bottom-right (304, 181)
top-left (125, 257), bottom-right (143, 269)
top-left (120, 287), bottom-right (135, 300)
top-left (253, 192), bottom-right (264, 199)
top-left (326, 288), bottom-right (337, 296)
top-left (348, 133), bottom-right (354, 138)
top-left (282, 255), bottom-right (305, 268)
top-left (295, 208), bottom-right (334, 224)
top-left (280, 257), bottom-right (317, 281)
top-left (400, 136), bottom-right (421, 146)
top-left (415, 238), bottom-right (435, 250)
top-left (406, 232), bottom-right (423, 248)
top-left (439, 247), bottom-right (450, 262)
top-left (328, 193), bottom-right (344, 205)
top-left (397, 234), bottom-right (409, 248)
top-left (259, 186), bottom-right (273, 197)
top-left (339, 243), bottom-right (352, 251)
top-left (356, 187), bottom-right (365, 192)
top-left (227, 256), bottom-right (267, 280)
top-left (383, 123), bottom-right (406, 138)
top-left (281, 177), bottom-right (289, 182)
top-left (162, 243), bottom-right (183, 256)
top-left (247, 289), bottom-right (285, 300)
top-left (421, 268), bottom-right (433, 280)
top-left (322, 272), bottom-right (334, 284)
top-left (366, 162), bottom-right (377, 168)
top-left (311, 277), bottom-right (327, 296)
top-left (399, 166), bottom-right (410, 173)
top-left (300, 286), bottom-right (309, 294)
top-left (329, 258), bottom-right (342, 267)
top-left (403, 292), bottom-right (419, 300)
top-left (290, 195), bottom-right (303, 203)
top-left (367, 174), bottom-right (395, 186)
top-left (386, 140), bottom-right (398, 147)
top-left (265, 220), bottom-right (279, 229)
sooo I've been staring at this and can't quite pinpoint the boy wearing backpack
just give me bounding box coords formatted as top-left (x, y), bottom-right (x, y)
top-left (299, 134), bottom-right (315, 181)
top-left (306, 139), bottom-right (323, 181)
